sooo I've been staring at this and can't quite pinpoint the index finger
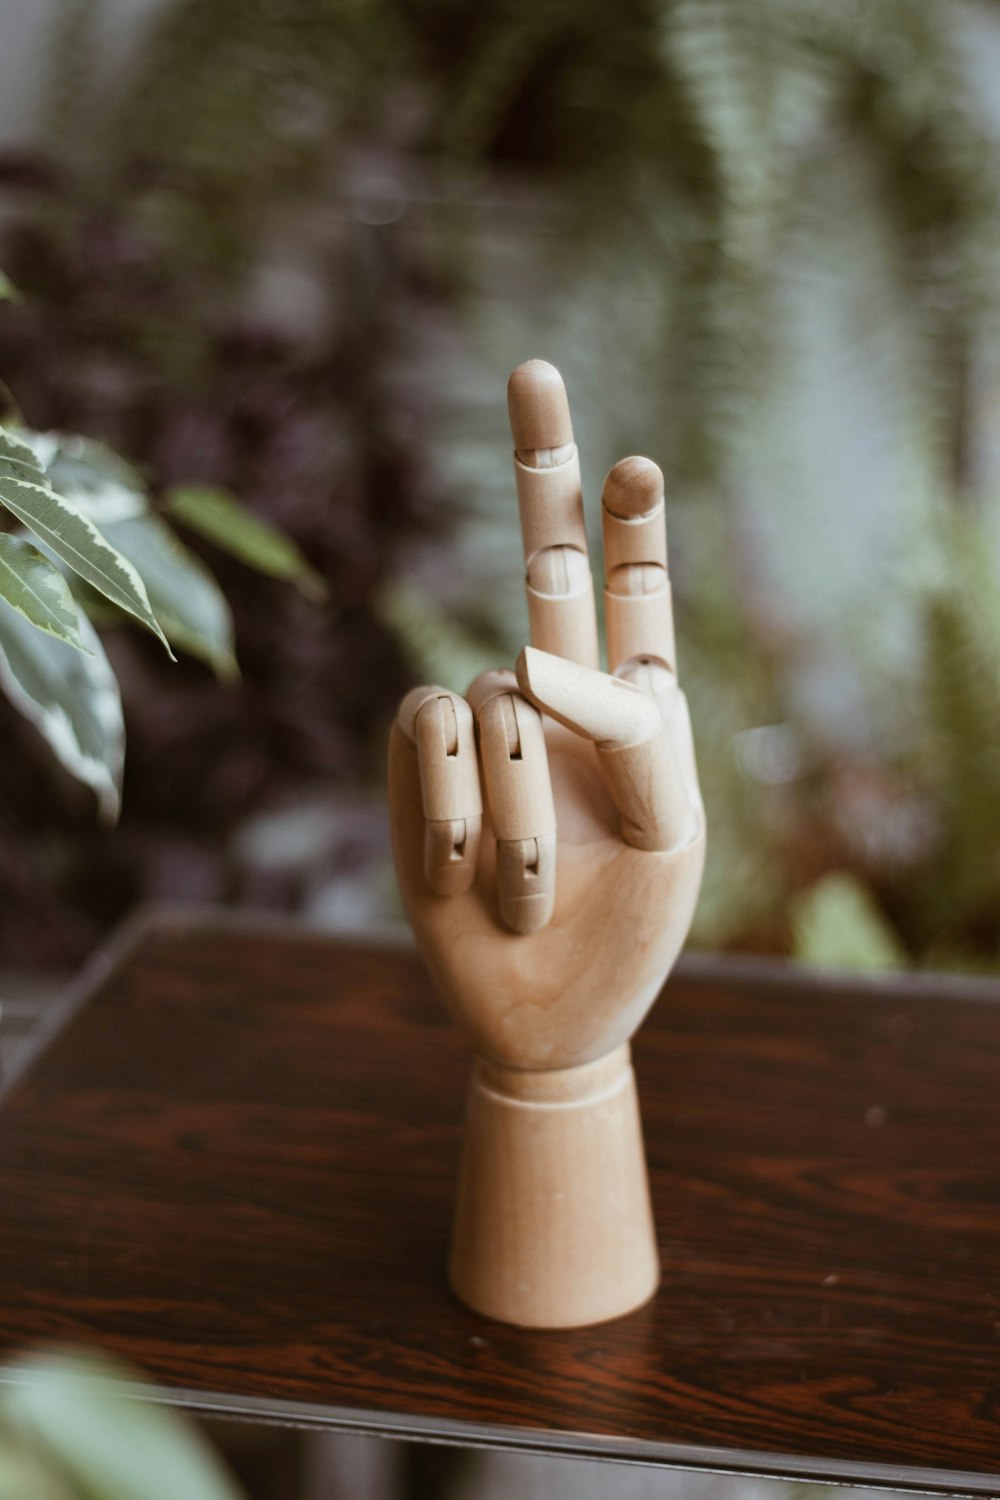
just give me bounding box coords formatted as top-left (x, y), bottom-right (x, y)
top-left (507, 360), bottom-right (599, 669)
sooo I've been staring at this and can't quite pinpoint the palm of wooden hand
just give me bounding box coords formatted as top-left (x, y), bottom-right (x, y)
top-left (389, 362), bottom-right (705, 1073)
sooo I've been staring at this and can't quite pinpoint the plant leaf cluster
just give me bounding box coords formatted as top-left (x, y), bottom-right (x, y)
top-left (0, 418), bottom-right (320, 819)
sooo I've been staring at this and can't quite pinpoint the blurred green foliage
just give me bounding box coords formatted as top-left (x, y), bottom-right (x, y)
top-left (4, 0), bottom-right (1000, 971)
top-left (0, 1351), bottom-right (244, 1500)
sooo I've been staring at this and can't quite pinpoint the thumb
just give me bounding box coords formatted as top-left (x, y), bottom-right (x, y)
top-left (515, 646), bottom-right (698, 852)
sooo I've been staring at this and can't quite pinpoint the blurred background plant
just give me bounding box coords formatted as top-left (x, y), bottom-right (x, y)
top-left (3, 0), bottom-right (1000, 973)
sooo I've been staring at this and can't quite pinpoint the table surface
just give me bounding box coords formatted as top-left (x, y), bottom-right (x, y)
top-left (1, 908), bottom-right (999, 1496)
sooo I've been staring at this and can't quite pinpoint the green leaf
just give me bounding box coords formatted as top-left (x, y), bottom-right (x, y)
top-left (791, 872), bottom-right (908, 973)
top-left (0, 425), bottom-right (48, 484)
top-left (0, 270), bottom-right (20, 302)
top-left (65, 571), bottom-right (125, 625)
top-left (0, 1433), bottom-right (79, 1500)
top-left (36, 432), bottom-right (149, 525)
top-left (0, 534), bottom-right (90, 651)
top-left (0, 428), bottom-right (174, 656)
top-left (103, 511), bottom-right (238, 679)
top-left (166, 485), bottom-right (327, 600)
top-left (0, 1351), bottom-right (246, 1500)
top-left (0, 603), bottom-right (124, 820)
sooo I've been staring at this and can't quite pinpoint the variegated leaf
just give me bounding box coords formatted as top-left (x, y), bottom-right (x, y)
top-left (28, 430), bottom-right (149, 525)
top-left (0, 603), bottom-right (124, 820)
top-left (0, 426), bottom-right (49, 483)
top-left (104, 512), bottom-right (238, 679)
top-left (0, 534), bottom-right (90, 651)
top-left (0, 427), bottom-right (173, 656)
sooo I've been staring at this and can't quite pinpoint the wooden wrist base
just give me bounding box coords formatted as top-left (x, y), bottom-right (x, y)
top-left (448, 1043), bottom-right (660, 1328)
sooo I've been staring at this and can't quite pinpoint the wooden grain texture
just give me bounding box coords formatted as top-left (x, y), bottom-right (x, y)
top-left (449, 1044), bottom-right (661, 1328)
top-left (0, 911), bottom-right (999, 1493)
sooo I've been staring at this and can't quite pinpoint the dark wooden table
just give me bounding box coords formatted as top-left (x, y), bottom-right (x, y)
top-left (1, 907), bottom-right (998, 1496)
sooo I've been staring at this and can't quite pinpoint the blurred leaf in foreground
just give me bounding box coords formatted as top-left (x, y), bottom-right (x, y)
top-left (0, 1434), bottom-right (78, 1500)
top-left (0, 1350), bottom-right (245, 1500)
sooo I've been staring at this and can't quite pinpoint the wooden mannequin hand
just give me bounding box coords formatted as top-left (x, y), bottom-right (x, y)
top-left (388, 361), bottom-right (705, 1073)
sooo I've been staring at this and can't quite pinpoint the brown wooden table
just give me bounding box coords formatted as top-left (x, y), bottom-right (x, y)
top-left (1, 906), bottom-right (998, 1496)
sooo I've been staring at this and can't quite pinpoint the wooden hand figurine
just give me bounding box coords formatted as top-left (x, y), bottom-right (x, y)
top-left (388, 361), bottom-right (706, 1328)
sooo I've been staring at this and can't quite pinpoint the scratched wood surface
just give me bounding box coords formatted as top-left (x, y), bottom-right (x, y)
top-left (0, 910), bottom-right (998, 1493)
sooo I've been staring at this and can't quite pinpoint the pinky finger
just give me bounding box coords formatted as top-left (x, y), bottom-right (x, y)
top-left (397, 686), bottom-right (483, 895)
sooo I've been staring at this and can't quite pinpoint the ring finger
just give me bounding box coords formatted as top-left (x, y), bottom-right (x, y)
top-left (468, 668), bottom-right (557, 934)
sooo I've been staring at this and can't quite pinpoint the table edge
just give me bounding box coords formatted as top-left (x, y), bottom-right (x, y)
top-left (0, 905), bottom-right (158, 1108)
top-left (56, 900), bottom-right (1000, 1002)
top-left (0, 1370), bottom-right (994, 1497)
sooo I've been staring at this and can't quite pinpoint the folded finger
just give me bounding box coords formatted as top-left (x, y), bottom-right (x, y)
top-left (397, 685), bottom-right (482, 895)
top-left (602, 457), bottom-right (675, 679)
top-left (619, 658), bottom-right (703, 817)
top-left (515, 647), bottom-right (696, 853)
top-left (508, 360), bottom-right (600, 669)
top-left (468, 669), bottom-right (557, 933)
